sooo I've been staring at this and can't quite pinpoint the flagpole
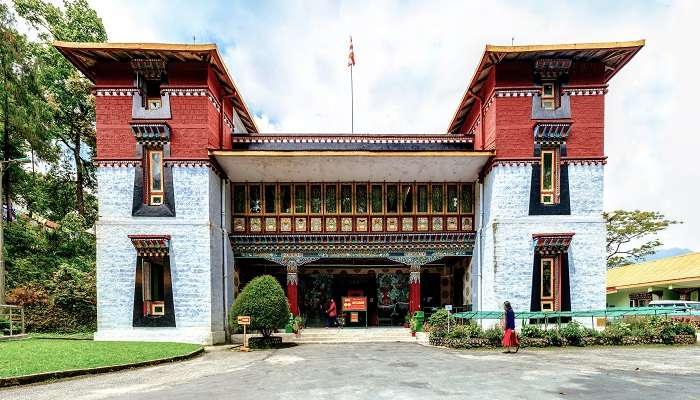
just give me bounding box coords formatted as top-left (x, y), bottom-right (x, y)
top-left (350, 64), bottom-right (354, 134)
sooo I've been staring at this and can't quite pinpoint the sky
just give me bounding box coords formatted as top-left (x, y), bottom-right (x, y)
top-left (52, 0), bottom-right (700, 250)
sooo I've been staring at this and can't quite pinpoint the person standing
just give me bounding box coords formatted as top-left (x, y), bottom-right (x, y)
top-left (502, 301), bottom-right (519, 353)
top-left (326, 298), bottom-right (338, 328)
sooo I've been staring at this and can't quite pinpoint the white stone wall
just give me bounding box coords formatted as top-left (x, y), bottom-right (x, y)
top-left (475, 163), bottom-right (606, 324)
top-left (94, 166), bottom-right (229, 345)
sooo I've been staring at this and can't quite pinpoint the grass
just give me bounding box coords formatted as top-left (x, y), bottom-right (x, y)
top-left (0, 339), bottom-right (201, 378)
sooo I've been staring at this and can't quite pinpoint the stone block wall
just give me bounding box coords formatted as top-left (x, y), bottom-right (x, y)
top-left (95, 165), bottom-right (229, 344)
top-left (474, 162), bottom-right (606, 320)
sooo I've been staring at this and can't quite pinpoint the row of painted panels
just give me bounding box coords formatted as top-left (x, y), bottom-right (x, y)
top-left (232, 215), bottom-right (475, 234)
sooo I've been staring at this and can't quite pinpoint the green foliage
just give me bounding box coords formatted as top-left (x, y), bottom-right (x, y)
top-left (444, 323), bottom-right (483, 339)
top-left (545, 328), bottom-right (564, 346)
top-left (559, 321), bottom-right (586, 346)
top-left (605, 210), bottom-right (681, 268)
top-left (229, 275), bottom-right (290, 337)
top-left (520, 324), bottom-right (546, 338)
top-left (427, 309), bottom-right (453, 330)
top-left (483, 327), bottom-right (503, 344)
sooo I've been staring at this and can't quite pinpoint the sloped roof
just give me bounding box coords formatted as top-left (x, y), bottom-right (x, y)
top-left (447, 40), bottom-right (645, 134)
top-left (53, 41), bottom-right (258, 133)
top-left (607, 252), bottom-right (700, 290)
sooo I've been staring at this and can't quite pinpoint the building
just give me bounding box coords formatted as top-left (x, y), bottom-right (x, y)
top-left (55, 39), bottom-right (644, 344)
top-left (607, 252), bottom-right (700, 307)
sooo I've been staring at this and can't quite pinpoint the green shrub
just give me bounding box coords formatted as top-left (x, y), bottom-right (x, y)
top-left (483, 327), bottom-right (503, 344)
top-left (445, 323), bottom-right (483, 339)
top-left (546, 329), bottom-right (564, 346)
top-left (520, 324), bottom-right (546, 338)
top-left (559, 321), bottom-right (586, 346)
top-left (602, 320), bottom-right (631, 345)
top-left (428, 309), bottom-right (452, 330)
top-left (582, 326), bottom-right (601, 338)
top-left (229, 275), bottom-right (290, 337)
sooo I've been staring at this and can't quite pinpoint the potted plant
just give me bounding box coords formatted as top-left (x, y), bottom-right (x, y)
top-left (404, 314), bottom-right (411, 328)
top-left (410, 317), bottom-right (417, 336)
top-left (293, 315), bottom-right (305, 337)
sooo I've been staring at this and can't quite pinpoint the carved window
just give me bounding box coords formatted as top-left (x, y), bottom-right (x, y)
top-left (447, 184), bottom-right (458, 213)
top-left (310, 184), bottom-right (322, 214)
top-left (371, 184), bottom-right (383, 214)
top-left (294, 184), bottom-right (307, 213)
top-left (248, 184), bottom-right (261, 214)
top-left (280, 184), bottom-right (292, 214)
top-left (325, 184), bottom-right (337, 214)
top-left (401, 184), bottom-right (414, 214)
top-left (264, 184), bottom-right (276, 214)
top-left (541, 80), bottom-right (558, 110)
top-left (147, 149), bottom-right (164, 206)
top-left (460, 184), bottom-right (473, 214)
top-left (386, 184), bottom-right (398, 213)
top-left (431, 184), bottom-right (443, 213)
top-left (141, 260), bottom-right (165, 317)
top-left (340, 184), bottom-right (353, 214)
top-left (233, 185), bottom-right (246, 214)
top-left (417, 185), bottom-right (428, 213)
top-left (540, 149), bottom-right (559, 205)
top-left (540, 257), bottom-right (557, 312)
top-left (356, 184), bottom-right (368, 213)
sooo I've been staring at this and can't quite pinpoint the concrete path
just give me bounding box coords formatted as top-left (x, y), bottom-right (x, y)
top-left (2, 343), bottom-right (699, 399)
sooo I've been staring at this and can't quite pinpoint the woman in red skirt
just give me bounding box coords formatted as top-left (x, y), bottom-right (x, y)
top-left (502, 301), bottom-right (519, 353)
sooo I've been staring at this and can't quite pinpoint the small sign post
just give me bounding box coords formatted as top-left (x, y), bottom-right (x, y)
top-left (237, 315), bottom-right (251, 352)
top-left (445, 305), bottom-right (452, 331)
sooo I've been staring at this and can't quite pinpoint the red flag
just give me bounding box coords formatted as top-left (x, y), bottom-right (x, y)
top-left (348, 37), bottom-right (355, 67)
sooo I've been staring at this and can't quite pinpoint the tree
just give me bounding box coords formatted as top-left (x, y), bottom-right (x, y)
top-left (605, 210), bottom-right (681, 268)
top-left (14, 0), bottom-right (106, 219)
top-left (0, 3), bottom-right (55, 220)
top-left (229, 275), bottom-right (290, 338)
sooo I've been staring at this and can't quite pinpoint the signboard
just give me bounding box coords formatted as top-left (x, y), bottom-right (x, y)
top-left (444, 304), bottom-right (453, 311)
top-left (342, 297), bottom-right (367, 312)
top-left (350, 312), bottom-right (359, 323)
top-left (237, 316), bottom-right (251, 325)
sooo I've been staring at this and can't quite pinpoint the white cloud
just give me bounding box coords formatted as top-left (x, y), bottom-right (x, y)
top-left (86, 0), bottom-right (698, 250)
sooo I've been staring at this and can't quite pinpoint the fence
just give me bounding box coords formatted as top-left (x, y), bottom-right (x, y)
top-left (0, 304), bottom-right (25, 337)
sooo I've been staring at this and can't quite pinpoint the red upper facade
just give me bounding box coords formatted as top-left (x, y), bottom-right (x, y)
top-left (55, 40), bottom-right (644, 163)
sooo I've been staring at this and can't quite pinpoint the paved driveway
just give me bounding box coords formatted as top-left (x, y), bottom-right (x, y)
top-left (2, 343), bottom-right (699, 400)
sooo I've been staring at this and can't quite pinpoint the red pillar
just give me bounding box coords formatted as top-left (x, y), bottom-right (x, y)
top-left (287, 265), bottom-right (299, 316)
top-left (409, 265), bottom-right (421, 315)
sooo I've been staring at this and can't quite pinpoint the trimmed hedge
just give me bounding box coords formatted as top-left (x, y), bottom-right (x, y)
top-left (428, 317), bottom-right (698, 350)
top-left (229, 275), bottom-right (290, 338)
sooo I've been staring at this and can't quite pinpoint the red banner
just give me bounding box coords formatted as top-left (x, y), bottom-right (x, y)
top-left (342, 296), bottom-right (367, 312)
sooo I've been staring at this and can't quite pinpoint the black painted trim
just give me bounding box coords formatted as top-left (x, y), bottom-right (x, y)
top-left (529, 252), bottom-right (571, 313)
top-left (133, 256), bottom-right (176, 328)
top-left (528, 163), bottom-right (571, 215)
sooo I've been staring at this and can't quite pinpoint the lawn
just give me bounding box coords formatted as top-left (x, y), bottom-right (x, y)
top-left (0, 339), bottom-right (202, 378)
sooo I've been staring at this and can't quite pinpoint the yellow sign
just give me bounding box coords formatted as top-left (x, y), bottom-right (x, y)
top-left (237, 316), bottom-right (251, 325)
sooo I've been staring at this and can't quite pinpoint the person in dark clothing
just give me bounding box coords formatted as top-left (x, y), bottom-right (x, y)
top-left (502, 301), bottom-right (519, 353)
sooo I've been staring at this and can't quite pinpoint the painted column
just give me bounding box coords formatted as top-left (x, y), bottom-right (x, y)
top-left (287, 265), bottom-right (299, 316)
top-left (409, 265), bottom-right (422, 315)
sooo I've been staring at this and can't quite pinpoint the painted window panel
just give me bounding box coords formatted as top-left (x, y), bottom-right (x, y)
top-left (460, 184), bottom-right (473, 214)
top-left (325, 184), bottom-right (337, 214)
top-left (341, 184), bottom-right (353, 213)
top-left (356, 184), bottom-right (368, 213)
top-left (264, 184), bottom-right (276, 214)
top-left (542, 151), bottom-right (554, 191)
top-left (295, 185), bottom-right (307, 213)
top-left (371, 185), bottom-right (383, 213)
top-left (233, 185), bottom-right (246, 214)
top-left (417, 185), bottom-right (428, 213)
top-left (401, 184), bottom-right (413, 213)
top-left (249, 185), bottom-right (262, 214)
top-left (280, 185), bottom-right (292, 214)
top-left (310, 184), bottom-right (322, 214)
top-left (386, 184), bottom-right (398, 213)
top-left (149, 151), bottom-right (162, 192)
top-left (541, 258), bottom-right (553, 298)
top-left (431, 184), bottom-right (443, 213)
top-left (447, 184), bottom-right (458, 213)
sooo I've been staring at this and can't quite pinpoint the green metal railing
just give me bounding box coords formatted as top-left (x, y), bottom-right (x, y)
top-left (453, 307), bottom-right (699, 320)
top-left (0, 305), bottom-right (26, 337)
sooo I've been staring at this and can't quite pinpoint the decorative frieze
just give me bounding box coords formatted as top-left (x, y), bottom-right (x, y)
top-left (160, 88), bottom-right (221, 112)
top-left (494, 89), bottom-right (541, 97)
top-left (562, 87), bottom-right (607, 96)
top-left (128, 234), bottom-right (171, 257)
top-left (532, 232), bottom-right (575, 255)
top-left (94, 159), bottom-right (141, 168)
top-left (231, 135), bottom-right (472, 145)
top-left (94, 88), bottom-right (141, 96)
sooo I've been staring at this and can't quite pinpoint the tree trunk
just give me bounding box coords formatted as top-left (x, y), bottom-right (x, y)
top-left (73, 128), bottom-right (85, 217)
top-left (1, 54), bottom-right (11, 222)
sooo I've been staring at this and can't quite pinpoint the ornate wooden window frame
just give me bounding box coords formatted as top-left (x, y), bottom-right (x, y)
top-left (146, 149), bottom-right (164, 206)
top-left (540, 149), bottom-right (559, 205)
